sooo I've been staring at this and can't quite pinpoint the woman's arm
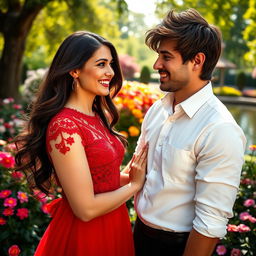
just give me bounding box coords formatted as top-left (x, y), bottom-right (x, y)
top-left (50, 132), bottom-right (147, 222)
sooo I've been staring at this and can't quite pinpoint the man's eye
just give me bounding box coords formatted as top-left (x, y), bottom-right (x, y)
top-left (163, 55), bottom-right (171, 60)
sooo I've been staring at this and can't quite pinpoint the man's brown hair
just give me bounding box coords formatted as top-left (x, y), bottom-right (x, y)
top-left (145, 8), bottom-right (222, 80)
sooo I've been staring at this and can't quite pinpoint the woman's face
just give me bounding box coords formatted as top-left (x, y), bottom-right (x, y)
top-left (77, 45), bottom-right (115, 97)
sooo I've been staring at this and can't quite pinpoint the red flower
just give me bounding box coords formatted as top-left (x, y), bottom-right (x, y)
top-left (0, 217), bottom-right (6, 225)
top-left (230, 248), bottom-right (241, 256)
top-left (3, 208), bottom-right (14, 216)
top-left (11, 171), bottom-right (24, 179)
top-left (8, 245), bottom-right (21, 256)
top-left (16, 208), bottom-right (29, 220)
top-left (0, 189), bottom-right (12, 198)
top-left (0, 152), bottom-right (15, 168)
top-left (4, 197), bottom-right (17, 208)
top-left (41, 204), bottom-right (50, 214)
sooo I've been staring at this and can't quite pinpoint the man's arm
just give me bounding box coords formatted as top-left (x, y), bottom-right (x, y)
top-left (186, 122), bottom-right (246, 255)
top-left (183, 229), bottom-right (218, 256)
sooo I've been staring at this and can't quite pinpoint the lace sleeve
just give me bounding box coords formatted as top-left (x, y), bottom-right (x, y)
top-left (46, 117), bottom-right (84, 155)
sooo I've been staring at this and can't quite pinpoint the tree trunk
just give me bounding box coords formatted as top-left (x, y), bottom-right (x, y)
top-left (0, 3), bottom-right (44, 100)
top-left (0, 33), bottom-right (27, 100)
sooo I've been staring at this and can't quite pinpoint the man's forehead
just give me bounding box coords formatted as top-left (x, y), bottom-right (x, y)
top-left (157, 39), bottom-right (177, 53)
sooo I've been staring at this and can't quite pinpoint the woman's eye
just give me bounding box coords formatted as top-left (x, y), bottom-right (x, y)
top-left (97, 62), bottom-right (105, 67)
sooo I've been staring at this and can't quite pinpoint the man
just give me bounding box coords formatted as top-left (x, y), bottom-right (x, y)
top-left (133, 8), bottom-right (246, 256)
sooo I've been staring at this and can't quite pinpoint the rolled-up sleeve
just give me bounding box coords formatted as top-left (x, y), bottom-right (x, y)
top-left (193, 122), bottom-right (246, 238)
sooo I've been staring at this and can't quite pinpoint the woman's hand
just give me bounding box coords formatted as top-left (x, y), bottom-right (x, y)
top-left (129, 144), bottom-right (148, 191)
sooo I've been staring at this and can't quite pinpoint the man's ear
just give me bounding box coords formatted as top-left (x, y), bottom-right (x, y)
top-left (69, 69), bottom-right (80, 79)
top-left (192, 52), bottom-right (206, 71)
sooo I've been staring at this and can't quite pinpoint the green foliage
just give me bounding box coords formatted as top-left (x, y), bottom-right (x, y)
top-left (243, 0), bottom-right (256, 65)
top-left (236, 71), bottom-right (247, 91)
top-left (24, 0), bottom-right (124, 68)
top-left (139, 66), bottom-right (151, 84)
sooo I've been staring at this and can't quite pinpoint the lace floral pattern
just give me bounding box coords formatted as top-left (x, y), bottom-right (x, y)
top-left (46, 108), bottom-right (125, 193)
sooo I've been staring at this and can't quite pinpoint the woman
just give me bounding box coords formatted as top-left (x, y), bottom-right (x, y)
top-left (15, 31), bottom-right (147, 256)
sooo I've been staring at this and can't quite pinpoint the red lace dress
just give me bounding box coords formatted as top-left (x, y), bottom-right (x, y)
top-left (34, 108), bottom-right (134, 256)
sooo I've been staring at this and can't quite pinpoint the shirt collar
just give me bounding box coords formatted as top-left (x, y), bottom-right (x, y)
top-left (161, 82), bottom-right (214, 118)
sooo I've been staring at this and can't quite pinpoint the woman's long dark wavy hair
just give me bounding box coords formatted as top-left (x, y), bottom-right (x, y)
top-left (15, 31), bottom-right (126, 195)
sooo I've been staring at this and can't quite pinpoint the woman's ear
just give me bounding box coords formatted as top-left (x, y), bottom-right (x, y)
top-left (192, 52), bottom-right (206, 71)
top-left (69, 69), bottom-right (80, 79)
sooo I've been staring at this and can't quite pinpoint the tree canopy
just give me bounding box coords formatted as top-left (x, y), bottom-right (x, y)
top-left (0, 0), bottom-right (127, 99)
top-left (156, 0), bottom-right (256, 67)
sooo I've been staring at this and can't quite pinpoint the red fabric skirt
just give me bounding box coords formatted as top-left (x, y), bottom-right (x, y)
top-left (34, 198), bottom-right (135, 256)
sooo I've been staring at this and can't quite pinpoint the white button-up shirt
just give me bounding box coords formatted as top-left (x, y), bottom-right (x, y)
top-left (135, 82), bottom-right (246, 238)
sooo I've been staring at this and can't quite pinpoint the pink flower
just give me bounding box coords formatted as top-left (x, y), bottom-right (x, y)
top-left (4, 143), bottom-right (17, 153)
top-left (0, 217), bottom-right (7, 225)
top-left (8, 245), bottom-right (21, 256)
top-left (227, 224), bottom-right (239, 232)
top-left (244, 199), bottom-right (255, 207)
top-left (216, 245), bottom-right (227, 255)
top-left (248, 216), bottom-right (256, 223)
top-left (16, 208), bottom-right (29, 220)
top-left (33, 190), bottom-right (47, 203)
top-left (4, 197), bottom-right (17, 208)
top-left (230, 248), bottom-right (241, 256)
top-left (0, 189), bottom-right (12, 198)
top-left (13, 104), bottom-right (22, 110)
top-left (17, 191), bottom-right (28, 203)
top-left (239, 212), bottom-right (251, 221)
top-left (0, 151), bottom-right (15, 168)
top-left (11, 171), bottom-right (24, 179)
top-left (3, 208), bottom-right (14, 216)
top-left (238, 224), bottom-right (251, 232)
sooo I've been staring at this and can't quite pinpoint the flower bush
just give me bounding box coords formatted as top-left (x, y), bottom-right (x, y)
top-left (0, 138), bottom-right (54, 256)
top-left (213, 145), bottom-right (256, 256)
top-left (0, 98), bottom-right (24, 141)
top-left (213, 86), bottom-right (242, 97)
top-left (0, 98), bottom-right (53, 256)
top-left (114, 81), bottom-right (163, 164)
top-left (20, 68), bottom-right (47, 105)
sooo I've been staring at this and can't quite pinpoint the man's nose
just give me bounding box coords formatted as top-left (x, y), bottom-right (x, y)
top-left (153, 58), bottom-right (163, 70)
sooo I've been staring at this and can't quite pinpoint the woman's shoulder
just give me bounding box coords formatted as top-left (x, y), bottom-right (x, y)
top-left (47, 108), bottom-right (82, 137)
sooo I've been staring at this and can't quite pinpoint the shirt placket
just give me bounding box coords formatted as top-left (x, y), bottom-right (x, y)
top-left (152, 107), bottom-right (183, 172)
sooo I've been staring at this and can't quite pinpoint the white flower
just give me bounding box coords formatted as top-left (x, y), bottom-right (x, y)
top-left (3, 98), bottom-right (10, 104)
top-left (0, 125), bottom-right (6, 133)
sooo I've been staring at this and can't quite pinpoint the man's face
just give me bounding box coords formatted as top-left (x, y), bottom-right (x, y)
top-left (153, 39), bottom-right (193, 93)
